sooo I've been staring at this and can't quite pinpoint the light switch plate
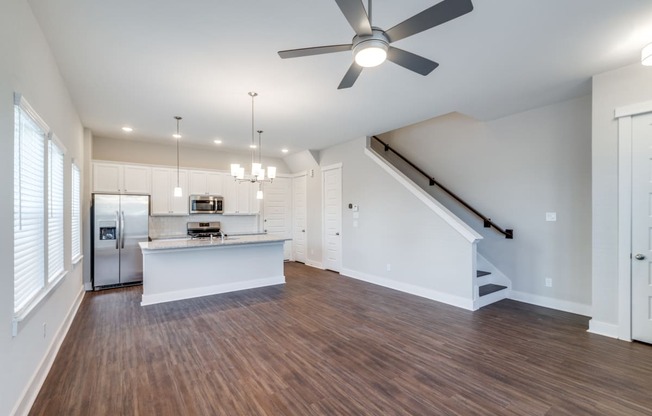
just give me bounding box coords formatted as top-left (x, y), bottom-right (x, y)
top-left (546, 212), bottom-right (557, 222)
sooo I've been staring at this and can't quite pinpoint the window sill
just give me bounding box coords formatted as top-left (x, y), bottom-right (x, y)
top-left (72, 254), bottom-right (83, 266)
top-left (12, 270), bottom-right (68, 337)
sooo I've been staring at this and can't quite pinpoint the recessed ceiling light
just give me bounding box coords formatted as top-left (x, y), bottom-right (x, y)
top-left (173, 133), bottom-right (181, 139)
top-left (214, 139), bottom-right (222, 144)
top-left (282, 148), bottom-right (289, 153)
top-left (249, 144), bottom-right (257, 149)
top-left (122, 126), bottom-right (133, 132)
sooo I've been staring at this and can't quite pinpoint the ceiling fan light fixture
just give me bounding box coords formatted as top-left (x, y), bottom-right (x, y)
top-left (354, 39), bottom-right (388, 68)
top-left (642, 43), bottom-right (652, 66)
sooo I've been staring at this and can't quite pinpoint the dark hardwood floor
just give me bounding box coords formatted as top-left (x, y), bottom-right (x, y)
top-left (30, 262), bottom-right (652, 415)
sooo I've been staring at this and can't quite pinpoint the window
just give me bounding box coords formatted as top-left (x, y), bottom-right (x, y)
top-left (13, 94), bottom-right (67, 319)
top-left (49, 137), bottom-right (65, 281)
top-left (71, 163), bottom-right (81, 262)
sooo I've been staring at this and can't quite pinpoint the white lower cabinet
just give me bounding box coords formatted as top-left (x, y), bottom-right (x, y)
top-left (151, 168), bottom-right (189, 215)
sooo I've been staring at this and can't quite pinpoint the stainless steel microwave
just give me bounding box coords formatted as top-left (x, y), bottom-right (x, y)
top-left (189, 195), bottom-right (223, 214)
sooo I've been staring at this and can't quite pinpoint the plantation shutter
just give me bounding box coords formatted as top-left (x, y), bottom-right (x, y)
top-left (14, 103), bottom-right (47, 313)
top-left (48, 137), bottom-right (65, 282)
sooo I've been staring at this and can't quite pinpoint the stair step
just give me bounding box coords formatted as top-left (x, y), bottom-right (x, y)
top-left (476, 270), bottom-right (491, 278)
top-left (479, 284), bottom-right (507, 297)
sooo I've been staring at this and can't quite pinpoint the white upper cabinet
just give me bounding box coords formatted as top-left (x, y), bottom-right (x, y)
top-left (151, 167), bottom-right (189, 215)
top-left (188, 171), bottom-right (225, 196)
top-left (223, 178), bottom-right (259, 215)
top-left (93, 162), bottom-right (151, 194)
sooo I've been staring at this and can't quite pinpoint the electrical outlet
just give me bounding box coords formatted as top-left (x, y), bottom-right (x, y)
top-left (386, 264), bottom-right (391, 271)
top-left (545, 278), bottom-right (552, 287)
top-left (546, 212), bottom-right (557, 222)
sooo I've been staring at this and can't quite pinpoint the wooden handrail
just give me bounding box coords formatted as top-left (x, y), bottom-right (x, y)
top-left (371, 135), bottom-right (513, 239)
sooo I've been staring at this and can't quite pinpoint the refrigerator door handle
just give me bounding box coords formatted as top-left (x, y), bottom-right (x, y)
top-left (115, 211), bottom-right (120, 250)
top-left (120, 211), bottom-right (126, 249)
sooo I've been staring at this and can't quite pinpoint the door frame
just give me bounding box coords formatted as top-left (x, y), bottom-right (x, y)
top-left (321, 163), bottom-right (342, 272)
top-left (291, 171), bottom-right (308, 263)
top-left (615, 100), bottom-right (652, 341)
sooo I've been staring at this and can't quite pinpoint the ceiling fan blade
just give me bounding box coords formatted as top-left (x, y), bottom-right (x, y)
top-left (338, 62), bottom-right (363, 89)
top-left (385, 0), bottom-right (473, 43)
top-left (387, 47), bottom-right (439, 75)
top-left (278, 44), bottom-right (352, 59)
top-left (334, 0), bottom-right (372, 36)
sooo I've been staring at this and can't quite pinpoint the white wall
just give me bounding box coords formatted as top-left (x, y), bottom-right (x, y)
top-left (93, 135), bottom-right (290, 173)
top-left (319, 138), bottom-right (476, 307)
top-left (591, 63), bottom-right (652, 334)
top-left (1, 1), bottom-right (86, 414)
top-left (378, 96), bottom-right (592, 314)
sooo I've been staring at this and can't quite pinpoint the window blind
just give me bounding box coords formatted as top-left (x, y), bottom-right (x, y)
top-left (48, 137), bottom-right (65, 282)
top-left (71, 163), bottom-right (81, 261)
top-left (14, 104), bottom-right (46, 313)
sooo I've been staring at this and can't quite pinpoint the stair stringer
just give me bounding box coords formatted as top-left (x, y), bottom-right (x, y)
top-left (364, 147), bottom-right (482, 243)
top-left (474, 253), bottom-right (512, 309)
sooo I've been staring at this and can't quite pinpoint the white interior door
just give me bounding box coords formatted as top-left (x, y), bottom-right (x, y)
top-left (323, 165), bottom-right (342, 272)
top-left (263, 177), bottom-right (292, 260)
top-left (292, 175), bottom-right (307, 263)
top-left (632, 112), bottom-right (652, 344)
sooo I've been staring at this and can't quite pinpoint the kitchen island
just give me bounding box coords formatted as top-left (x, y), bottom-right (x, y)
top-left (138, 234), bottom-right (289, 306)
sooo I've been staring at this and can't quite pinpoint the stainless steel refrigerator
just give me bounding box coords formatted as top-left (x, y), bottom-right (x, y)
top-left (92, 194), bottom-right (149, 289)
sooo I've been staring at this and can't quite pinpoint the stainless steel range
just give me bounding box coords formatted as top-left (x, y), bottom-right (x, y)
top-left (187, 221), bottom-right (222, 239)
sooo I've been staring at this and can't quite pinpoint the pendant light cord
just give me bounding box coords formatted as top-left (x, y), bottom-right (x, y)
top-left (174, 116), bottom-right (182, 187)
top-left (249, 92), bottom-right (257, 168)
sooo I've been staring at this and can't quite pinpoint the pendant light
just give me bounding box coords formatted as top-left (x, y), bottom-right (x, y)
top-left (173, 116), bottom-right (182, 198)
top-left (230, 92), bottom-right (276, 192)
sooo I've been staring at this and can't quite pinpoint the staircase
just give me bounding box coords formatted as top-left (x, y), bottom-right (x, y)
top-left (364, 136), bottom-right (512, 311)
top-left (475, 269), bottom-right (508, 309)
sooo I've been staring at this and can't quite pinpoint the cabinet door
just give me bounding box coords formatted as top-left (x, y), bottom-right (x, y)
top-left (170, 170), bottom-right (189, 214)
top-left (93, 163), bottom-right (122, 193)
top-left (206, 172), bottom-right (225, 196)
top-left (237, 181), bottom-right (252, 214)
top-left (150, 168), bottom-right (171, 215)
top-left (223, 177), bottom-right (238, 214)
top-left (123, 165), bottom-right (151, 194)
top-left (188, 171), bottom-right (208, 195)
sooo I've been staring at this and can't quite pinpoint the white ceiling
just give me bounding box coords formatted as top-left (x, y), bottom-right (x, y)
top-left (27, 0), bottom-right (652, 156)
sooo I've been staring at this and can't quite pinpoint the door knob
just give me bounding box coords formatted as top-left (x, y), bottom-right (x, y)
top-left (635, 253), bottom-right (646, 260)
top-left (336, 232), bottom-right (340, 236)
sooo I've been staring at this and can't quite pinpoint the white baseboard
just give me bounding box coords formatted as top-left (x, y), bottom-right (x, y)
top-left (587, 319), bottom-right (621, 339)
top-left (305, 260), bottom-right (324, 269)
top-left (83, 281), bottom-right (93, 291)
top-left (12, 285), bottom-right (85, 416)
top-left (140, 276), bottom-right (285, 306)
top-left (509, 290), bottom-right (592, 317)
top-left (340, 268), bottom-right (474, 311)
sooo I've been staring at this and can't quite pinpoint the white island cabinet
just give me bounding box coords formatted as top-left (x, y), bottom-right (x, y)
top-left (138, 235), bottom-right (289, 306)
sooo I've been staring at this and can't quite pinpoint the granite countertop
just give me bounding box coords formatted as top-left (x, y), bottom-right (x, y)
top-left (140, 234), bottom-right (290, 251)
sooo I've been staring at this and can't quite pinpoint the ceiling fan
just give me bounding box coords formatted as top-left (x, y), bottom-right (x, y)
top-left (278, 0), bottom-right (474, 89)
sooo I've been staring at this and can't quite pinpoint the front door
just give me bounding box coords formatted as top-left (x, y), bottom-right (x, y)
top-left (632, 112), bottom-right (652, 343)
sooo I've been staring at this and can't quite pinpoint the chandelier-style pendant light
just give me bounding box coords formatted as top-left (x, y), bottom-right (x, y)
top-left (230, 92), bottom-right (276, 193)
top-left (173, 116), bottom-right (183, 198)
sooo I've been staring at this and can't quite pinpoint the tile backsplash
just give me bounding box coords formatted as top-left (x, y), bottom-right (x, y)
top-left (149, 214), bottom-right (259, 239)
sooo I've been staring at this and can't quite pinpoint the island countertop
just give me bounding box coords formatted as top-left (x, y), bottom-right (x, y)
top-left (139, 234), bottom-right (289, 251)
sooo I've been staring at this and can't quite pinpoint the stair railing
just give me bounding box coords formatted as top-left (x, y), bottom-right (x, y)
top-left (371, 135), bottom-right (513, 239)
